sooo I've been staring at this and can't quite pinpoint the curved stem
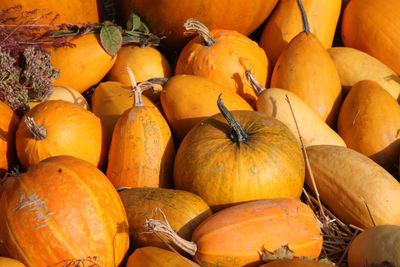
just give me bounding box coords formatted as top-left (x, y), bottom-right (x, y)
top-left (146, 77), bottom-right (169, 87)
top-left (126, 66), bottom-right (158, 107)
top-left (24, 116), bottom-right (47, 140)
top-left (296, 0), bottom-right (310, 33)
top-left (245, 70), bottom-right (266, 97)
top-left (184, 18), bottom-right (215, 46)
top-left (217, 95), bottom-right (248, 143)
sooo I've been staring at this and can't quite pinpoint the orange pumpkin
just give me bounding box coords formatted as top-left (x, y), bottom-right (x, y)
top-left (270, 0), bottom-right (342, 126)
top-left (0, 155), bottom-right (129, 266)
top-left (175, 19), bottom-right (269, 108)
top-left (0, 101), bottom-right (19, 177)
top-left (260, 258), bottom-right (334, 267)
top-left (15, 100), bottom-right (107, 170)
top-left (0, 257), bottom-right (26, 267)
top-left (29, 86), bottom-right (89, 110)
top-left (174, 96), bottom-right (304, 211)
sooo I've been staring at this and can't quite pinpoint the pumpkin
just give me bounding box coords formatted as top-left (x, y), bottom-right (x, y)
top-left (260, 259), bottom-right (334, 267)
top-left (270, 0), bottom-right (342, 126)
top-left (106, 45), bottom-right (172, 103)
top-left (48, 34), bottom-right (117, 93)
top-left (342, 0), bottom-right (400, 75)
top-left (119, 187), bottom-right (212, 251)
top-left (15, 100), bottom-right (107, 170)
top-left (174, 96), bottom-right (304, 211)
top-left (106, 69), bottom-right (175, 189)
top-left (305, 145), bottom-right (400, 229)
top-left (0, 257), bottom-right (26, 267)
top-left (328, 47), bottom-right (400, 100)
top-left (29, 86), bottom-right (89, 110)
top-left (247, 71), bottom-right (346, 148)
top-left (0, 155), bottom-right (129, 266)
top-left (126, 246), bottom-right (200, 267)
top-left (175, 19), bottom-right (269, 109)
top-left (260, 0), bottom-right (341, 67)
top-left (160, 74), bottom-right (253, 140)
top-left (0, 101), bottom-right (19, 177)
top-left (91, 81), bottom-right (156, 140)
top-left (147, 198), bottom-right (322, 267)
top-left (115, 0), bottom-right (279, 48)
top-left (337, 80), bottom-right (400, 171)
top-left (348, 225), bottom-right (400, 267)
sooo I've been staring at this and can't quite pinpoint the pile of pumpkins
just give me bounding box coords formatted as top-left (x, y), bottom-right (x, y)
top-left (0, 0), bottom-right (400, 266)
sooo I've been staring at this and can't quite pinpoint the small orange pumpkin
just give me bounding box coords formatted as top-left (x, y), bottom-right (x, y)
top-left (0, 257), bottom-right (26, 267)
top-left (0, 101), bottom-right (19, 177)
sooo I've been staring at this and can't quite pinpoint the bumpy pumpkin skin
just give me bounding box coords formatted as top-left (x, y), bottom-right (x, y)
top-left (0, 155), bottom-right (129, 267)
top-left (260, 0), bottom-right (341, 67)
top-left (119, 187), bottom-right (212, 251)
top-left (342, 0), bottom-right (400, 75)
top-left (126, 246), bottom-right (200, 267)
top-left (160, 75), bottom-right (253, 140)
top-left (16, 100), bottom-right (108, 171)
top-left (337, 80), bottom-right (400, 171)
top-left (0, 101), bottom-right (19, 177)
top-left (174, 110), bottom-right (305, 211)
top-left (175, 30), bottom-right (269, 109)
top-left (48, 34), bottom-right (116, 93)
top-left (260, 258), bottom-right (334, 267)
top-left (192, 199), bottom-right (322, 267)
top-left (106, 105), bottom-right (175, 189)
top-left (115, 0), bottom-right (279, 48)
top-left (348, 225), bottom-right (400, 267)
top-left (328, 47), bottom-right (400, 100)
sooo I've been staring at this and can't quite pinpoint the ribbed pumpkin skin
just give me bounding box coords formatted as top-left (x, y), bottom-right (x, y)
top-left (342, 0), bottom-right (400, 75)
top-left (29, 86), bottom-right (89, 110)
top-left (337, 80), bottom-right (400, 171)
top-left (0, 156), bottom-right (129, 267)
top-left (160, 75), bottom-right (253, 140)
top-left (348, 225), bottom-right (400, 267)
top-left (126, 246), bottom-right (200, 267)
top-left (305, 145), bottom-right (400, 229)
top-left (174, 110), bottom-right (304, 211)
top-left (49, 34), bottom-right (116, 93)
top-left (106, 105), bottom-right (175, 188)
top-left (115, 0), bottom-right (279, 48)
top-left (260, 0), bottom-right (341, 67)
top-left (0, 257), bottom-right (26, 267)
top-left (328, 47), bottom-right (400, 99)
top-left (270, 32), bottom-right (342, 127)
top-left (192, 199), bottom-right (322, 267)
top-left (119, 187), bottom-right (212, 250)
top-left (260, 258), bottom-right (334, 267)
top-left (16, 100), bottom-right (107, 171)
top-left (0, 101), bottom-right (19, 177)
top-left (175, 30), bottom-right (269, 109)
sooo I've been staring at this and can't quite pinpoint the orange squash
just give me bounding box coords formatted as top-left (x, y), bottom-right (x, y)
top-left (29, 86), bottom-right (89, 110)
top-left (0, 155), bottom-right (129, 266)
top-left (15, 100), bottom-right (107, 170)
top-left (160, 74), bottom-right (253, 140)
top-left (342, 0), bottom-right (400, 75)
top-left (0, 257), bottom-right (26, 267)
top-left (48, 34), bottom-right (117, 93)
top-left (0, 101), bottom-right (19, 177)
top-left (174, 96), bottom-right (304, 211)
top-left (260, 259), bottom-right (334, 267)
top-left (270, 0), bottom-right (342, 126)
top-left (106, 70), bottom-right (175, 189)
top-left (260, 0), bottom-right (341, 67)
top-left (337, 80), bottom-right (400, 171)
top-left (175, 19), bottom-right (269, 108)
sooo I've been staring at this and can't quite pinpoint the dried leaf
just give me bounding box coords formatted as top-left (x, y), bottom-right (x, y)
top-left (262, 245), bottom-right (295, 263)
top-left (100, 25), bottom-right (122, 57)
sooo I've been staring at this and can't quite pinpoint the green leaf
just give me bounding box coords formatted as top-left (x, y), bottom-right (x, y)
top-left (100, 25), bottom-right (122, 57)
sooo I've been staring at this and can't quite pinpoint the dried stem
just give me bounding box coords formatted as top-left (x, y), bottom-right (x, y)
top-left (24, 116), bottom-right (47, 140)
top-left (245, 70), bottom-right (266, 96)
top-left (183, 18), bottom-right (215, 46)
top-left (360, 196), bottom-right (377, 227)
top-left (296, 0), bottom-right (310, 33)
top-left (126, 66), bottom-right (158, 107)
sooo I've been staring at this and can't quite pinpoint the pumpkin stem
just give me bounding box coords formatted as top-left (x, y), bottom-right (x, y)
top-left (296, 0), bottom-right (310, 33)
top-left (24, 116), bottom-right (47, 140)
top-left (146, 77), bottom-right (169, 87)
top-left (245, 70), bottom-right (266, 96)
top-left (144, 208), bottom-right (197, 256)
top-left (184, 18), bottom-right (216, 46)
top-left (217, 94), bottom-right (248, 143)
top-left (126, 66), bottom-right (158, 107)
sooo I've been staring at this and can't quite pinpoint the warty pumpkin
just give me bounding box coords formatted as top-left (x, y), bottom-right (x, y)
top-left (15, 100), bottom-right (108, 171)
top-left (337, 80), bottom-right (400, 171)
top-left (341, 0), bottom-right (400, 75)
top-left (146, 198), bottom-right (322, 267)
top-left (0, 155), bottom-right (129, 267)
top-left (305, 145), bottom-right (400, 229)
top-left (260, 0), bottom-right (341, 67)
top-left (270, 0), bottom-right (342, 127)
top-left (175, 19), bottom-right (269, 109)
top-left (29, 86), bottom-right (89, 110)
top-left (0, 101), bottom-right (19, 177)
top-left (173, 96), bottom-right (304, 211)
top-left (106, 69), bottom-right (175, 189)
top-left (160, 74), bottom-right (253, 140)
